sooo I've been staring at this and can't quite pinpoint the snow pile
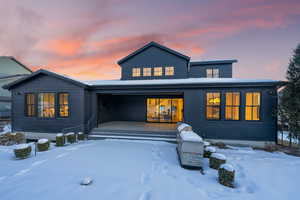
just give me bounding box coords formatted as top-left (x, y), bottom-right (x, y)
top-left (220, 164), bottom-right (235, 172)
top-left (1, 124), bottom-right (11, 134)
top-left (177, 123), bottom-right (191, 132)
top-left (38, 139), bottom-right (49, 144)
top-left (211, 153), bottom-right (226, 160)
top-left (204, 141), bottom-right (210, 146)
top-left (78, 132), bottom-right (84, 135)
top-left (180, 131), bottom-right (203, 142)
top-left (14, 143), bottom-right (30, 150)
top-left (56, 133), bottom-right (63, 137)
top-left (65, 132), bottom-right (75, 136)
top-left (205, 146), bottom-right (216, 153)
top-left (80, 177), bottom-right (93, 185)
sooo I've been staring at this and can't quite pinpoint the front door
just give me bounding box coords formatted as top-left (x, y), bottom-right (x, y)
top-left (147, 98), bottom-right (183, 123)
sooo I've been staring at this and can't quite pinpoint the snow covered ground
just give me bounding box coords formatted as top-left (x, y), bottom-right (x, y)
top-left (0, 139), bottom-right (299, 200)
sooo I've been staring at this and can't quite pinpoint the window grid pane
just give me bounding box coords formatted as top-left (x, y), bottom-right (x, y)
top-left (38, 93), bottom-right (55, 118)
top-left (225, 92), bottom-right (240, 120)
top-left (206, 92), bottom-right (220, 120)
top-left (26, 94), bottom-right (36, 116)
top-left (245, 92), bottom-right (260, 120)
top-left (154, 67), bottom-right (163, 76)
top-left (59, 93), bottom-right (69, 117)
top-left (143, 68), bottom-right (151, 76)
top-left (132, 68), bottom-right (141, 77)
top-left (165, 66), bottom-right (174, 76)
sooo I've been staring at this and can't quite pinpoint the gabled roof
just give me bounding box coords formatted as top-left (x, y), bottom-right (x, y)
top-left (190, 60), bottom-right (238, 66)
top-left (0, 56), bottom-right (33, 73)
top-left (117, 41), bottom-right (190, 65)
top-left (3, 69), bottom-right (88, 90)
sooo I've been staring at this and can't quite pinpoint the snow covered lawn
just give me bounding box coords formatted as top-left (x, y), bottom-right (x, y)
top-left (0, 139), bottom-right (299, 200)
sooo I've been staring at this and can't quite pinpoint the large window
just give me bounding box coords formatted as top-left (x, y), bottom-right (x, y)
top-left (25, 93), bottom-right (36, 117)
top-left (165, 66), bottom-right (174, 76)
top-left (206, 92), bottom-right (221, 120)
top-left (206, 68), bottom-right (219, 78)
top-left (38, 93), bottom-right (55, 118)
top-left (58, 93), bottom-right (69, 117)
top-left (225, 92), bottom-right (240, 120)
top-left (245, 92), bottom-right (261, 120)
top-left (143, 68), bottom-right (151, 76)
top-left (132, 68), bottom-right (141, 77)
top-left (154, 67), bottom-right (163, 76)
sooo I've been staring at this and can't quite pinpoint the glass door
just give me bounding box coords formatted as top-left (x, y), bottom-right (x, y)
top-left (147, 98), bottom-right (183, 122)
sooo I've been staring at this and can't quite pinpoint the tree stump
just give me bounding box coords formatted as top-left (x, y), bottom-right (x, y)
top-left (218, 164), bottom-right (235, 188)
top-left (56, 134), bottom-right (65, 146)
top-left (209, 153), bottom-right (226, 169)
top-left (37, 139), bottom-right (50, 152)
top-left (66, 132), bottom-right (76, 144)
top-left (14, 144), bottom-right (32, 159)
top-left (203, 146), bottom-right (216, 158)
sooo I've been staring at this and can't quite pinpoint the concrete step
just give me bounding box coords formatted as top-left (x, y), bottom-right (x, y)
top-left (91, 128), bottom-right (176, 136)
top-left (88, 134), bottom-right (176, 142)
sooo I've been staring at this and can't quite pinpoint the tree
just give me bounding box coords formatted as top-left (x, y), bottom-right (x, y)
top-left (281, 44), bottom-right (300, 145)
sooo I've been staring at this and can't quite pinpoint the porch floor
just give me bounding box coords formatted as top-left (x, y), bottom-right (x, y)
top-left (89, 121), bottom-right (177, 141)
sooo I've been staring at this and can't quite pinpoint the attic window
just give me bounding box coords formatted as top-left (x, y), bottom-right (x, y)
top-left (154, 67), bottom-right (163, 76)
top-left (132, 68), bottom-right (141, 77)
top-left (206, 68), bottom-right (219, 78)
top-left (143, 68), bottom-right (151, 76)
top-left (165, 66), bottom-right (174, 76)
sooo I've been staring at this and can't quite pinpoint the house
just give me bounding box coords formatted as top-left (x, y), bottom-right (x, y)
top-left (3, 42), bottom-right (285, 147)
top-left (0, 57), bottom-right (32, 118)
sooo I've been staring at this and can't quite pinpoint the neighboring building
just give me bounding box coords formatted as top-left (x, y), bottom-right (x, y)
top-left (3, 42), bottom-right (285, 146)
top-left (0, 57), bottom-right (32, 118)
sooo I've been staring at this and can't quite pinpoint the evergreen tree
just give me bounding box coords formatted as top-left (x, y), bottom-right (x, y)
top-left (281, 44), bottom-right (300, 143)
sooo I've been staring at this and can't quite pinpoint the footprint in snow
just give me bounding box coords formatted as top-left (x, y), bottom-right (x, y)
top-left (138, 190), bottom-right (152, 200)
top-left (56, 153), bottom-right (69, 159)
top-left (14, 168), bottom-right (31, 176)
top-left (31, 159), bottom-right (47, 166)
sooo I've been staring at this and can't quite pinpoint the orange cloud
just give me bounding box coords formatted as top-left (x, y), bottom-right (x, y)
top-left (40, 39), bottom-right (83, 56)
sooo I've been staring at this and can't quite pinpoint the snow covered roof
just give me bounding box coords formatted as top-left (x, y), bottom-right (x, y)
top-left (84, 78), bottom-right (283, 87)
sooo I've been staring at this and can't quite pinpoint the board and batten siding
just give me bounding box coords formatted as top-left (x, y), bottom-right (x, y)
top-left (120, 46), bottom-right (189, 80)
top-left (183, 86), bottom-right (277, 141)
top-left (11, 74), bottom-right (85, 133)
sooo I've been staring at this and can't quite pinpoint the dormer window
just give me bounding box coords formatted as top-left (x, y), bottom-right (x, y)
top-left (132, 68), bottom-right (141, 77)
top-left (154, 67), bottom-right (163, 76)
top-left (143, 68), bottom-right (151, 76)
top-left (165, 66), bottom-right (174, 76)
top-left (206, 68), bottom-right (219, 78)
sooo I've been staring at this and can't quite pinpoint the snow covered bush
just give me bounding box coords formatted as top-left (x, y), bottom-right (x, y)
top-left (203, 146), bottom-right (216, 158)
top-left (0, 132), bottom-right (25, 146)
top-left (218, 164), bottom-right (235, 188)
top-left (204, 141), bottom-right (210, 148)
top-left (209, 153), bottom-right (226, 169)
top-left (37, 139), bottom-right (50, 152)
top-left (77, 132), bottom-right (85, 141)
top-left (177, 123), bottom-right (192, 133)
top-left (56, 134), bottom-right (65, 146)
top-left (66, 132), bottom-right (76, 144)
top-left (14, 144), bottom-right (31, 159)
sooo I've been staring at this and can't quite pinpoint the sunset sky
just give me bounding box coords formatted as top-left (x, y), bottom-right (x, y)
top-left (0, 0), bottom-right (299, 80)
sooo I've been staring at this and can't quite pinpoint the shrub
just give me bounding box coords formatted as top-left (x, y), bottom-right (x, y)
top-left (56, 133), bottom-right (65, 146)
top-left (77, 132), bottom-right (85, 141)
top-left (66, 132), bottom-right (76, 144)
top-left (209, 153), bottom-right (226, 169)
top-left (218, 164), bottom-right (235, 188)
top-left (14, 144), bottom-right (31, 159)
top-left (37, 139), bottom-right (50, 152)
top-left (0, 132), bottom-right (25, 146)
top-left (203, 146), bottom-right (216, 158)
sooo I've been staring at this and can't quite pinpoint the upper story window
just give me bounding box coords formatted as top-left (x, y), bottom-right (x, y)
top-left (154, 67), bottom-right (163, 76)
top-left (165, 66), bottom-right (174, 76)
top-left (58, 93), bottom-right (69, 117)
top-left (225, 92), bottom-right (240, 120)
top-left (206, 68), bottom-right (219, 78)
top-left (143, 68), bottom-right (151, 76)
top-left (132, 68), bottom-right (141, 77)
top-left (25, 93), bottom-right (36, 117)
top-left (206, 92), bottom-right (221, 120)
top-left (38, 93), bottom-right (55, 118)
top-left (245, 92), bottom-right (260, 120)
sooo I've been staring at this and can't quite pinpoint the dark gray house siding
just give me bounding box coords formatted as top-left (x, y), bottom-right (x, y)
top-left (189, 63), bottom-right (233, 78)
top-left (11, 74), bottom-right (85, 133)
top-left (120, 46), bottom-right (189, 80)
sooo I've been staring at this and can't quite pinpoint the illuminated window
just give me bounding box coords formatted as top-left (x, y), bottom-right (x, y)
top-left (143, 68), bottom-right (151, 76)
top-left (38, 93), bottom-right (55, 118)
top-left (25, 93), bottom-right (36, 117)
top-left (225, 92), bottom-right (240, 120)
top-left (165, 66), bottom-right (174, 76)
top-left (58, 93), bottom-right (69, 117)
top-left (206, 68), bottom-right (219, 78)
top-left (154, 67), bottom-right (163, 76)
top-left (245, 92), bottom-right (260, 120)
top-left (132, 68), bottom-right (141, 77)
top-left (206, 92), bottom-right (221, 120)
